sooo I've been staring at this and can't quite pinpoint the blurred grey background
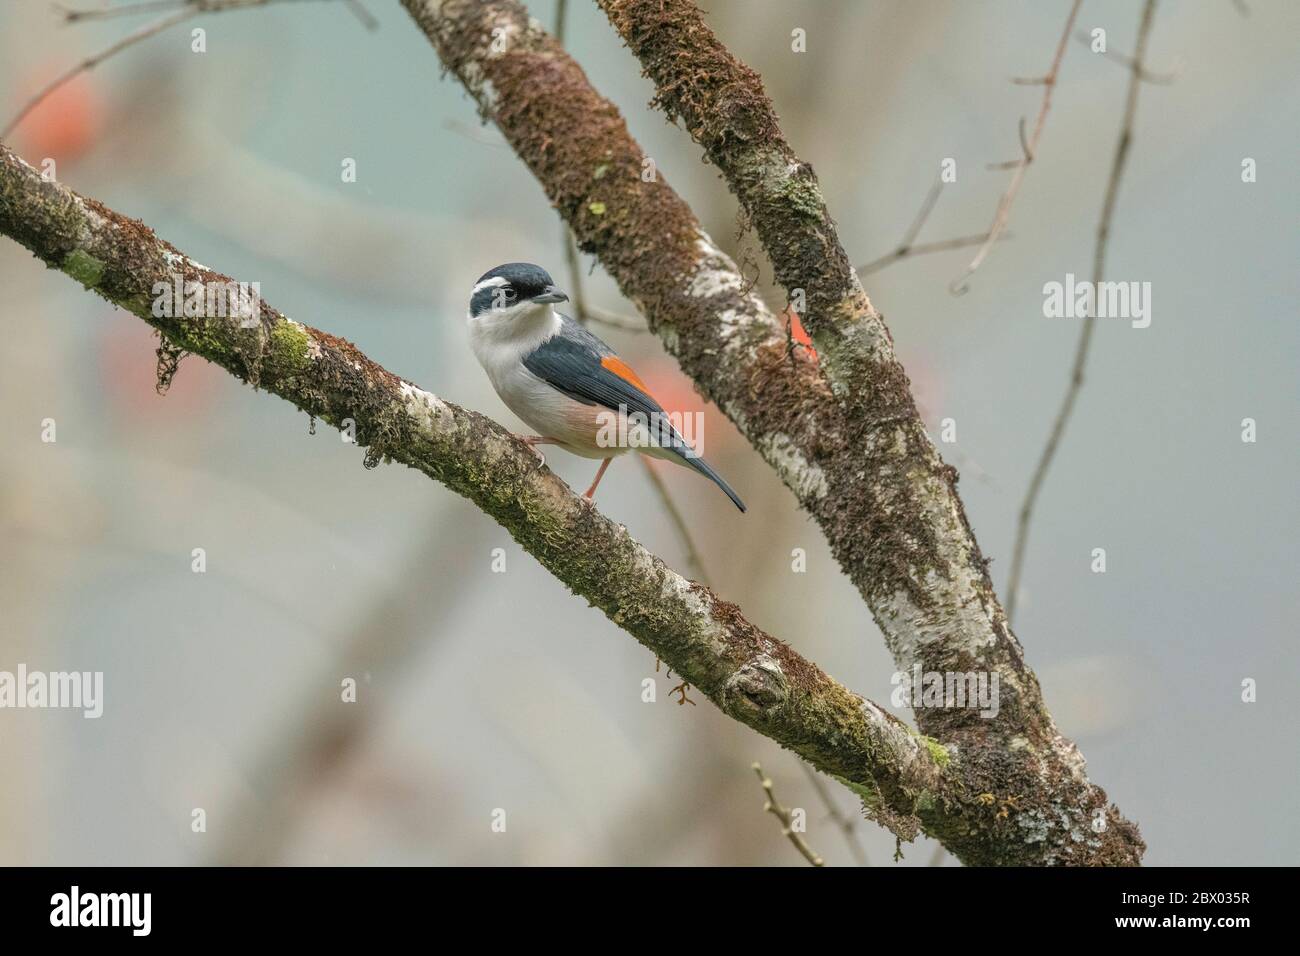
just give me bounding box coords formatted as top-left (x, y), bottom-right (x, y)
top-left (0, 0), bottom-right (1295, 866)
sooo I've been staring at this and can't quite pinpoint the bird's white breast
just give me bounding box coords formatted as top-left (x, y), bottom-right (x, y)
top-left (467, 304), bottom-right (616, 458)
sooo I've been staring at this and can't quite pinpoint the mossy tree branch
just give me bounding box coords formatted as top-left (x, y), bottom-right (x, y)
top-left (0, 141), bottom-right (951, 843)
top-left (594, 0), bottom-right (1031, 740)
top-left (399, 0), bottom-right (1142, 864)
top-left (1, 0), bottom-right (1147, 865)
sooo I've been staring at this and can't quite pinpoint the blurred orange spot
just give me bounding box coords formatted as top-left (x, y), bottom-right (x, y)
top-left (15, 69), bottom-right (101, 161)
top-left (636, 356), bottom-right (699, 417)
top-left (99, 318), bottom-right (221, 419)
top-left (635, 355), bottom-right (734, 455)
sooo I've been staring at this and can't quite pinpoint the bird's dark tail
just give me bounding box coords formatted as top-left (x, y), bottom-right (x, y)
top-left (665, 444), bottom-right (746, 512)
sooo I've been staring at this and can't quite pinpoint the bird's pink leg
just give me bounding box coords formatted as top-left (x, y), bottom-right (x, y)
top-left (584, 457), bottom-right (614, 499)
top-left (516, 434), bottom-right (557, 467)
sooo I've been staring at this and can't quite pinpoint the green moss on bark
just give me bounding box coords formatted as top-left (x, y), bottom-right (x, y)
top-left (62, 248), bottom-right (104, 289)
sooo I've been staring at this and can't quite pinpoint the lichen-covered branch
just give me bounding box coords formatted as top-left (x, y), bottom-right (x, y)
top-left (402, 0), bottom-right (1143, 864)
top-left (599, 0), bottom-right (1146, 867)
top-left (0, 141), bottom-right (949, 842)
top-left (590, 0), bottom-right (1024, 733)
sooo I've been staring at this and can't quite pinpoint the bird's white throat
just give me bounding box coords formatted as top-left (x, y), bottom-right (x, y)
top-left (468, 301), bottom-right (563, 367)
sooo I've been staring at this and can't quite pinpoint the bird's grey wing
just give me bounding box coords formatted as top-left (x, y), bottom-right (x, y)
top-left (524, 317), bottom-right (747, 512)
top-left (521, 318), bottom-right (667, 430)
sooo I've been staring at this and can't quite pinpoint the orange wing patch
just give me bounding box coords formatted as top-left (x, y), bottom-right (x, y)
top-left (601, 355), bottom-right (651, 394)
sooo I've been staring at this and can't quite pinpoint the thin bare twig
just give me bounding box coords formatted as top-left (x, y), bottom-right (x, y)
top-left (561, 227), bottom-right (591, 326)
top-left (857, 176), bottom-right (1011, 276)
top-left (581, 304), bottom-right (646, 330)
top-left (343, 0), bottom-right (378, 31)
top-left (860, 232), bottom-right (1010, 276)
top-left (1006, 0), bottom-right (1159, 623)
top-left (4, 0), bottom-right (355, 141)
top-left (950, 0), bottom-right (1083, 294)
top-left (440, 116), bottom-right (509, 148)
top-left (558, 237), bottom-right (646, 329)
top-left (752, 763), bottom-right (824, 867)
top-left (58, 0), bottom-right (192, 21)
top-left (899, 177), bottom-right (944, 251)
top-left (798, 761), bottom-right (868, 865)
top-left (1018, 115), bottom-right (1033, 162)
top-left (987, 118), bottom-right (1034, 172)
top-left (3, 8), bottom-right (197, 140)
top-left (1073, 30), bottom-right (1176, 83)
top-left (57, 0), bottom-right (334, 20)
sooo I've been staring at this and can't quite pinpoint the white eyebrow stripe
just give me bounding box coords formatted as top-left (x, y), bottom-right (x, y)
top-left (473, 276), bottom-right (510, 294)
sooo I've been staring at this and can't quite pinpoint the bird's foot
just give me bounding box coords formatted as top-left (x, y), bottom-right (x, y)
top-left (515, 434), bottom-right (553, 468)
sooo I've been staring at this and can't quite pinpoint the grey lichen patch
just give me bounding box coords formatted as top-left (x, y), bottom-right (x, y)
top-left (757, 431), bottom-right (828, 501)
top-left (62, 248), bottom-right (104, 289)
top-left (400, 381), bottom-right (454, 434)
top-left (1016, 810), bottom-right (1051, 845)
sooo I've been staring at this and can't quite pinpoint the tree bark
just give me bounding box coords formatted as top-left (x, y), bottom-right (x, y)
top-left (399, 0), bottom-right (1144, 865)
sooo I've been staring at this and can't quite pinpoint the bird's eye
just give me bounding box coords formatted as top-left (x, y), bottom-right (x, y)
top-left (490, 287), bottom-right (517, 311)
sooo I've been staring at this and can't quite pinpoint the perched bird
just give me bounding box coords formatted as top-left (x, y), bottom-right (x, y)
top-left (466, 262), bottom-right (745, 511)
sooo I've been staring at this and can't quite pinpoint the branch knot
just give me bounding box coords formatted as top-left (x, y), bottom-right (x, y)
top-left (722, 653), bottom-right (789, 717)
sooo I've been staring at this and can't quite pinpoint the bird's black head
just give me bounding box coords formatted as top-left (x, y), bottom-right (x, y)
top-left (469, 262), bottom-right (568, 318)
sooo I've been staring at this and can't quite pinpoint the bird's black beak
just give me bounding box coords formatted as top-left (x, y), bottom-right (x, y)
top-left (533, 285), bottom-right (569, 304)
